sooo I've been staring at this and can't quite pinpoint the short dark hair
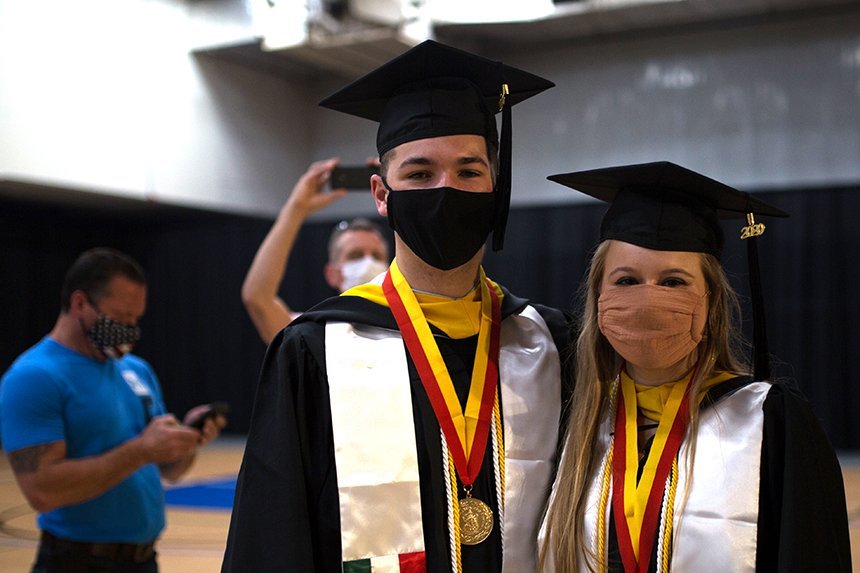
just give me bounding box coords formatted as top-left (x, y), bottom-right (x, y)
top-left (60, 248), bottom-right (146, 312)
top-left (327, 218), bottom-right (385, 263)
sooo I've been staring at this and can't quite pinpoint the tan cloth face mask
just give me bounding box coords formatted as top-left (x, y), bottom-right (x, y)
top-left (597, 284), bottom-right (708, 370)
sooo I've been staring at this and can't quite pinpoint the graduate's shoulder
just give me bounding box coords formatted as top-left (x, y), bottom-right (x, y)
top-left (496, 283), bottom-right (572, 347)
top-left (263, 295), bottom-right (392, 359)
top-left (288, 294), bottom-right (397, 331)
top-left (704, 376), bottom-right (829, 433)
top-left (760, 379), bottom-right (830, 427)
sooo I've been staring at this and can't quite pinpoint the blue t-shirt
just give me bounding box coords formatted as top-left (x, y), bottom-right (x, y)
top-left (0, 337), bottom-right (168, 543)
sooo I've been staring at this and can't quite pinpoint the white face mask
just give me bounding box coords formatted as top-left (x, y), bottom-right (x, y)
top-left (339, 255), bottom-right (388, 292)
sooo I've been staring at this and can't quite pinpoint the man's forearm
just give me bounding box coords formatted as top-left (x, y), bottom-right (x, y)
top-left (10, 437), bottom-right (148, 513)
top-left (241, 204), bottom-right (305, 342)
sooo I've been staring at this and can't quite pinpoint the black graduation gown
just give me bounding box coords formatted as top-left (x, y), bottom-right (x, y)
top-left (605, 377), bottom-right (851, 572)
top-left (222, 289), bottom-right (571, 573)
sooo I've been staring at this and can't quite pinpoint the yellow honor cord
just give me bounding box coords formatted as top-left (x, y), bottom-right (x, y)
top-left (659, 458), bottom-right (679, 573)
top-left (493, 393), bottom-right (505, 511)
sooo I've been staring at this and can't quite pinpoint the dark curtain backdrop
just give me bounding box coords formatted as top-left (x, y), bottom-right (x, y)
top-left (2, 185), bottom-right (858, 448)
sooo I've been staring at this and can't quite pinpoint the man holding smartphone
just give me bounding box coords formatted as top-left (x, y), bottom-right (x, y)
top-left (0, 248), bottom-right (227, 572)
top-left (241, 158), bottom-right (390, 344)
top-left (224, 41), bottom-right (569, 572)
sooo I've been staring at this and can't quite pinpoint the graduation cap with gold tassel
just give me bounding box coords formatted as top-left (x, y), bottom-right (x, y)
top-left (548, 161), bottom-right (789, 380)
top-left (320, 39), bottom-right (555, 251)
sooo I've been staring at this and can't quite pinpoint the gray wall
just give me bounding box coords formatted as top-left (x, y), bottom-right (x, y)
top-left (0, 0), bottom-right (312, 216)
top-left (2, 2), bottom-right (858, 216)
top-left (515, 11), bottom-right (860, 202)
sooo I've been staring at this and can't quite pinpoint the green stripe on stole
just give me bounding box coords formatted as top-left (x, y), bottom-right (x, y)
top-left (343, 558), bottom-right (372, 573)
top-left (344, 554), bottom-right (412, 572)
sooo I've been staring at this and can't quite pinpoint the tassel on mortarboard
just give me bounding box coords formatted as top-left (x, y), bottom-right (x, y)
top-left (741, 210), bottom-right (771, 381)
top-left (493, 82), bottom-right (511, 251)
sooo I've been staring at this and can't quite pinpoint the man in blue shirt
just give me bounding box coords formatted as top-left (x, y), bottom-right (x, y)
top-left (1, 248), bottom-right (226, 572)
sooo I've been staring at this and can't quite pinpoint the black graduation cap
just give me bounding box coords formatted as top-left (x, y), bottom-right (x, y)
top-left (548, 161), bottom-right (789, 381)
top-left (320, 40), bottom-right (555, 251)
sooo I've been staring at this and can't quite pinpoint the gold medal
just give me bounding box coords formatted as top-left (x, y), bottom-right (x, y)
top-left (459, 496), bottom-right (494, 545)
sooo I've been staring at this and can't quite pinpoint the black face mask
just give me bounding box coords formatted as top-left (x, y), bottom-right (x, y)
top-left (83, 314), bottom-right (141, 359)
top-left (385, 183), bottom-right (496, 271)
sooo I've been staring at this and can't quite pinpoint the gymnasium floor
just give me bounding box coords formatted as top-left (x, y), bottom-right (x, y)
top-left (1, 437), bottom-right (858, 572)
top-left (0, 436), bottom-right (244, 572)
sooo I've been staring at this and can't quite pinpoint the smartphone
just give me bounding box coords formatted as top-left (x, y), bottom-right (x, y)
top-left (187, 402), bottom-right (230, 431)
top-left (330, 165), bottom-right (378, 190)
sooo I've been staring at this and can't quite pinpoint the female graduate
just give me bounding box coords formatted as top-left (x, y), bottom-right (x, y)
top-left (539, 162), bottom-right (851, 572)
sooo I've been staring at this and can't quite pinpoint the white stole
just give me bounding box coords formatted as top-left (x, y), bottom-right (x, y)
top-left (574, 381), bottom-right (771, 572)
top-left (326, 304), bottom-right (562, 571)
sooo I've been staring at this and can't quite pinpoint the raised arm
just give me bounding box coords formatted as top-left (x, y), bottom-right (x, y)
top-left (241, 158), bottom-right (348, 343)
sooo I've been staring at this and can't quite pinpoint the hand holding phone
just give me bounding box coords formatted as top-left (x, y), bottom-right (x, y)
top-left (186, 402), bottom-right (230, 431)
top-left (329, 165), bottom-right (379, 191)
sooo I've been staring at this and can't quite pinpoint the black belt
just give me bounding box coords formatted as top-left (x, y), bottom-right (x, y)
top-left (40, 530), bottom-right (156, 563)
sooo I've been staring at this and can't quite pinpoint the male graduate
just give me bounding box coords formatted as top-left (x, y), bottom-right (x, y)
top-left (222, 41), bottom-right (569, 573)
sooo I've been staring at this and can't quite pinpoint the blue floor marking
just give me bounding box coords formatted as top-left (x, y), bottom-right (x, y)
top-left (164, 476), bottom-right (237, 510)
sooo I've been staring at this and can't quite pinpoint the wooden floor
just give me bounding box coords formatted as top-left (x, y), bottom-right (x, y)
top-left (0, 436), bottom-right (244, 573)
top-left (1, 437), bottom-right (858, 572)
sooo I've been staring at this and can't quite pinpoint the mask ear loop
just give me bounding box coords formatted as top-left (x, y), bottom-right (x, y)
top-left (380, 177), bottom-right (397, 232)
top-left (79, 294), bottom-right (102, 350)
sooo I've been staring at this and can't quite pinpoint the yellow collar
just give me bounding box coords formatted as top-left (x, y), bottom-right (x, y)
top-left (342, 260), bottom-right (502, 339)
top-left (628, 370), bottom-right (739, 422)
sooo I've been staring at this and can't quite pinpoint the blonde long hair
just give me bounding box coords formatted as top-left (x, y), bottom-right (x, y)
top-left (539, 240), bottom-right (748, 572)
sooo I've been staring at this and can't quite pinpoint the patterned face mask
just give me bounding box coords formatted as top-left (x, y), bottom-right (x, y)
top-left (84, 313), bottom-right (141, 359)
